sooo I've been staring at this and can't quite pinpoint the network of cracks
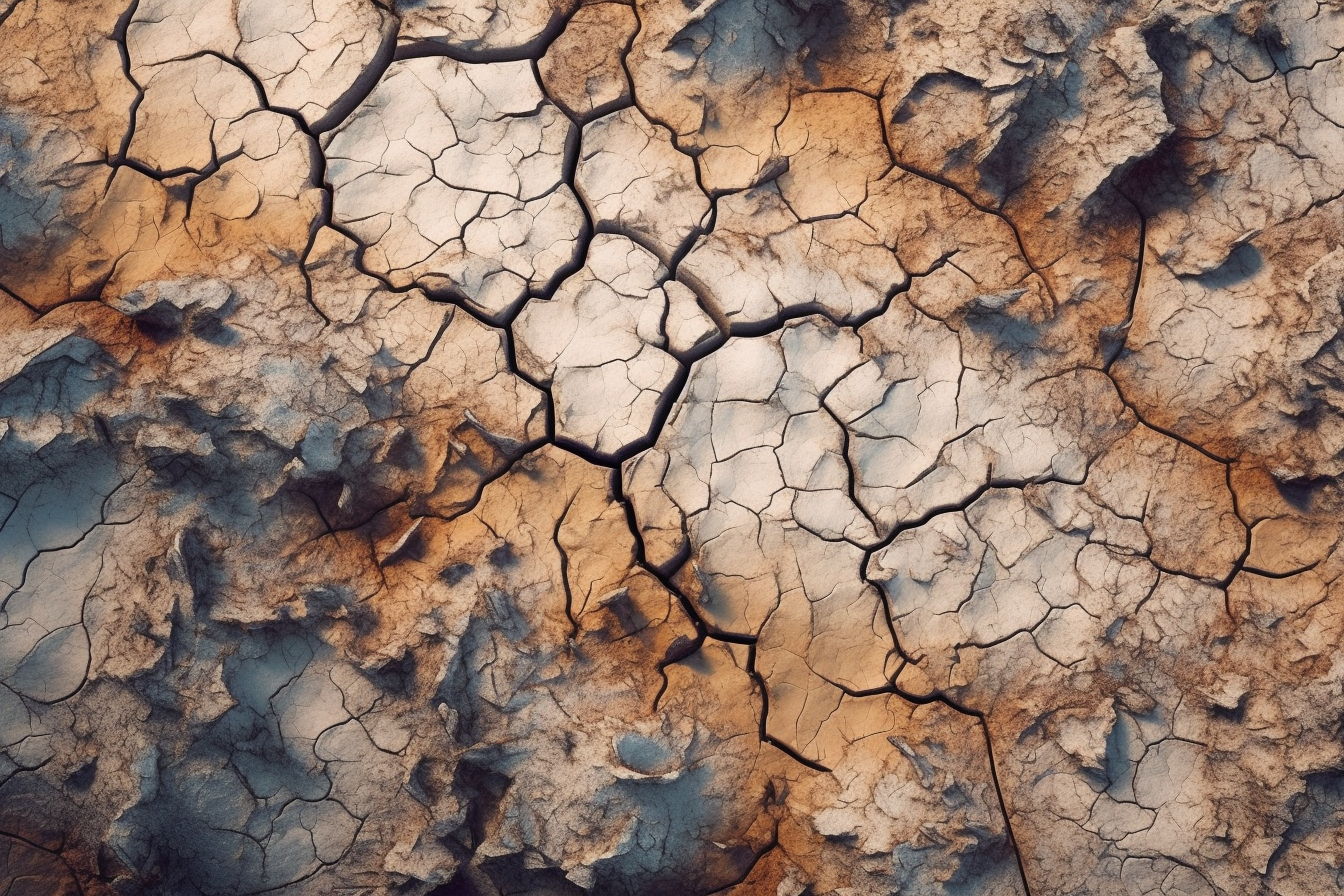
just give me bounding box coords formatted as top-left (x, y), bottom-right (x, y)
top-left (3, 0), bottom-right (1344, 894)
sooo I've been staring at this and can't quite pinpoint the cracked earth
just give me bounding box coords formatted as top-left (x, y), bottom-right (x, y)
top-left (2, 0), bottom-right (1344, 894)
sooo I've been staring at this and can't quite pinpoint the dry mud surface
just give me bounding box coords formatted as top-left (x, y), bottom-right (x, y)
top-left (2, 1), bottom-right (1344, 894)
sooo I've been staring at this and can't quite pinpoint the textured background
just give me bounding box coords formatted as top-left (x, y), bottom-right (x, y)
top-left (2, 0), bottom-right (1344, 894)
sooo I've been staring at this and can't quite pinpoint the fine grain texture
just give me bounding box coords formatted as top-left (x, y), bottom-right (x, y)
top-left (2, 1), bottom-right (1344, 895)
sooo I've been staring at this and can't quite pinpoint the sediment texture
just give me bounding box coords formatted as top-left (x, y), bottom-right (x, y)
top-left (1, 1), bottom-right (1343, 894)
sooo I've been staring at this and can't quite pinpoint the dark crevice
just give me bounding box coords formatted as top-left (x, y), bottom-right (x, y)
top-left (0, 0), bottom-right (26, 29)
top-left (393, 1), bottom-right (575, 68)
top-left (888, 687), bottom-right (1035, 896)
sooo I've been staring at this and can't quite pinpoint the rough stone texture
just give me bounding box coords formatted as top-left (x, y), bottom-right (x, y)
top-left (2, 1), bottom-right (1343, 895)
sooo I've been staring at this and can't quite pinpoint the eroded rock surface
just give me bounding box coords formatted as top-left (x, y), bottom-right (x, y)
top-left (3, 1), bottom-right (1344, 895)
